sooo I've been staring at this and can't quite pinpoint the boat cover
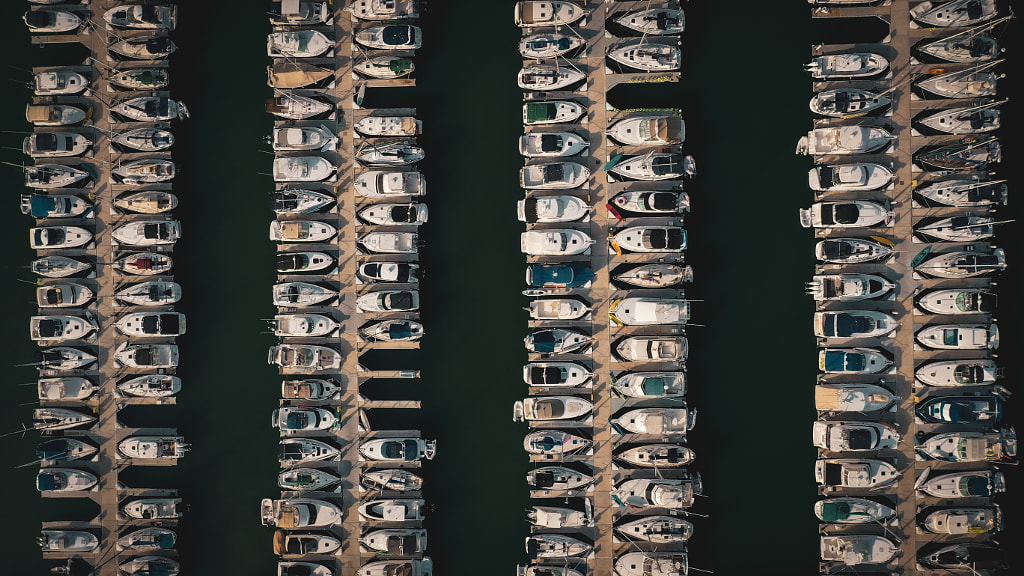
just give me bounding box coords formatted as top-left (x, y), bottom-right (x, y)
top-left (824, 313), bottom-right (872, 338)
top-left (650, 192), bottom-right (677, 211)
top-left (642, 377), bottom-right (668, 396)
top-left (530, 331), bottom-right (559, 353)
top-left (30, 196), bottom-right (59, 218)
top-left (525, 103), bottom-right (558, 123)
top-left (533, 400), bottom-right (565, 419)
top-left (532, 471), bottom-right (557, 488)
top-left (824, 350), bottom-right (863, 372)
top-left (388, 292), bottom-right (414, 309)
top-left (540, 134), bottom-right (563, 152)
top-left (843, 429), bottom-right (875, 450)
top-left (37, 471), bottom-right (62, 491)
top-left (530, 366), bottom-right (563, 384)
top-left (820, 501), bottom-right (860, 522)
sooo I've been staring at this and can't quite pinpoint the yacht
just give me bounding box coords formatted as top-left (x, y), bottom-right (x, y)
top-left (610, 191), bottom-right (688, 216)
top-left (527, 262), bottom-right (594, 289)
top-left (29, 226), bottom-right (92, 249)
top-left (36, 283), bottom-right (93, 308)
top-left (523, 361), bottom-right (592, 387)
top-left (356, 290), bottom-right (419, 313)
top-left (915, 248), bottom-right (1007, 278)
top-left (614, 553), bottom-right (688, 576)
top-left (36, 468), bottom-right (97, 492)
top-left (348, 0), bottom-right (418, 20)
top-left (612, 226), bottom-right (686, 252)
top-left (26, 164), bottom-right (90, 189)
top-left (519, 132), bottom-right (588, 157)
top-left (917, 30), bottom-right (1000, 62)
top-left (272, 125), bottom-right (337, 151)
top-left (23, 132), bottom-right (90, 158)
top-left (815, 459), bottom-right (899, 490)
top-left (514, 1), bottom-right (585, 27)
top-left (812, 421), bottom-right (900, 451)
top-left (30, 314), bottom-right (98, 342)
top-left (355, 171), bottom-right (426, 197)
top-left (917, 103), bottom-right (1002, 134)
top-left (32, 256), bottom-right (91, 278)
top-left (528, 504), bottom-right (592, 528)
top-left (612, 372), bottom-right (685, 398)
top-left (33, 408), bottom-right (95, 431)
top-left (104, 4), bottom-right (177, 29)
top-left (912, 0), bottom-right (998, 27)
top-left (270, 220), bottom-right (337, 243)
top-left (109, 35), bottom-right (177, 60)
top-left (356, 142), bottom-right (424, 166)
top-left (518, 64), bottom-right (585, 91)
top-left (358, 499), bottom-right (425, 522)
top-left (111, 96), bottom-right (188, 122)
top-left (359, 232), bottom-right (418, 254)
top-left (273, 156), bottom-right (335, 181)
top-left (614, 8), bottom-right (685, 35)
top-left (360, 529), bottom-right (427, 555)
top-left (919, 543), bottom-right (1007, 571)
top-left (610, 153), bottom-right (685, 180)
top-left (915, 179), bottom-right (1006, 207)
top-left (525, 328), bottom-right (592, 354)
top-left (522, 163), bottom-right (590, 191)
top-left (278, 252), bottom-right (336, 274)
top-left (267, 61), bottom-right (333, 88)
top-left (528, 297), bottom-right (590, 321)
top-left (36, 438), bottom-right (97, 464)
top-left (35, 347), bottom-right (96, 371)
top-left (814, 497), bottom-right (896, 524)
top-left (916, 215), bottom-right (994, 242)
top-left (815, 383), bottom-right (898, 414)
top-left (268, 344), bottom-right (342, 372)
top-left (120, 557), bottom-right (180, 576)
top-left (354, 56), bottom-right (414, 79)
top-left (359, 437), bottom-right (436, 462)
top-left (116, 527), bottom-right (176, 551)
top-left (261, 498), bottom-right (342, 528)
top-left (616, 444), bottom-right (694, 468)
top-left (914, 137), bottom-right (1000, 170)
top-left (112, 158), bottom-right (176, 184)
top-left (274, 190), bottom-right (335, 214)
top-left (274, 531), bottom-right (341, 555)
top-left (273, 314), bottom-right (338, 337)
top-left (358, 559), bottom-right (433, 576)
top-left (355, 25), bottom-right (421, 49)
top-left (122, 498), bottom-right (182, 519)
top-left (612, 476), bottom-right (701, 509)
top-left (114, 343), bottom-right (179, 368)
top-left (518, 195), bottom-right (589, 222)
top-left (608, 41), bottom-right (681, 71)
top-left (809, 163), bottom-right (892, 192)
top-left (812, 310), bottom-right (898, 339)
top-left (279, 438), bottom-right (339, 466)
top-left (819, 348), bottom-right (892, 374)
top-left (805, 52), bottom-right (889, 79)
top-left (820, 535), bottom-right (897, 566)
top-left (33, 70), bottom-right (88, 95)
top-left (115, 281), bottom-right (181, 306)
top-left (267, 30), bottom-right (332, 58)
top-left (614, 336), bottom-right (687, 362)
top-left (108, 68), bottom-right (169, 90)
top-left (524, 100), bottom-right (585, 125)
top-left (361, 319), bottom-right (424, 341)
top-left (521, 229), bottom-right (594, 256)
top-left (916, 358), bottom-right (999, 387)
top-left (916, 393), bottom-right (1003, 425)
top-left (916, 323), bottom-right (998, 350)
top-left (358, 203), bottom-right (428, 225)
top-left (523, 430), bottom-right (591, 455)
top-left (613, 264), bottom-right (692, 288)
top-left (354, 116), bottom-right (422, 137)
top-left (809, 88), bottom-right (891, 117)
top-left (525, 534), bottom-right (592, 559)
top-left (918, 468), bottom-right (1005, 498)
top-left (615, 516), bottom-right (693, 544)
top-left (513, 396), bottom-right (594, 422)
top-left (916, 62), bottom-right (1002, 98)
top-left (519, 33), bottom-right (584, 59)
top-left (112, 220), bottom-right (181, 246)
top-left (358, 262), bottom-right (420, 283)
top-left (114, 312), bottom-right (186, 338)
top-left (23, 8), bottom-right (81, 33)
top-left (282, 379), bottom-right (341, 401)
top-left (21, 194), bottom-right (90, 218)
top-left (917, 429), bottom-right (1017, 462)
top-left (269, 0), bottom-right (331, 25)
top-left (37, 377), bottom-right (97, 401)
top-left (360, 469), bottom-right (424, 492)
top-left (796, 126), bottom-right (894, 155)
top-left (114, 190), bottom-right (178, 213)
top-left (26, 104), bottom-right (87, 127)
top-left (267, 94), bottom-right (332, 120)
top-left (272, 406), bottom-right (338, 433)
top-left (815, 237), bottom-right (893, 264)
top-left (609, 297), bottom-right (689, 325)
top-left (278, 563), bottom-right (331, 576)
top-left (117, 375), bottom-right (181, 397)
top-left (921, 506), bottom-right (1003, 534)
top-left (112, 127), bottom-right (174, 152)
top-left (612, 407), bottom-right (695, 435)
top-left (118, 436), bottom-right (189, 459)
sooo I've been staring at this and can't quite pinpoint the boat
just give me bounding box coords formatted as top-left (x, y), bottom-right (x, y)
top-left (912, 0), bottom-right (998, 27)
top-left (796, 126), bottom-right (894, 155)
top-left (609, 297), bottom-right (689, 326)
top-left (612, 407), bottom-right (695, 435)
top-left (358, 499), bottom-right (425, 522)
top-left (617, 517), bottom-right (693, 545)
top-left (111, 127), bottom-right (175, 152)
top-left (359, 437), bottom-right (436, 461)
top-left (915, 178), bottom-right (1006, 206)
top-left (354, 116), bottom-right (421, 137)
top-left (614, 8), bottom-right (685, 35)
top-left (819, 348), bottom-right (892, 374)
top-left (26, 164), bottom-right (90, 189)
top-left (274, 190), bottom-right (335, 214)
top-left (267, 94), bottom-right (333, 119)
top-left (21, 193), bottom-right (90, 218)
top-left (112, 220), bottom-right (181, 246)
top-left (117, 528), bottom-right (176, 551)
top-left (23, 132), bottom-right (90, 158)
top-left (610, 191), bottom-right (689, 218)
top-left (801, 201), bottom-right (893, 229)
top-left (114, 342), bottom-right (179, 368)
top-left (37, 377), bottom-right (96, 400)
top-left (614, 553), bottom-right (688, 576)
top-left (517, 195), bottom-right (589, 223)
top-left (525, 328), bottom-right (592, 354)
top-left (915, 248), bottom-right (1007, 278)
top-left (355, 170), bottom-right (426, 197)
top-left (916, 62), bottom-right (1002, 99)
top-left (282, 379), bottom-right (341, 400)
top-left (33, 408), bottom-right (95, 431)
top-left (919, 543), bottom-right (1007, 571)
top-left (518, 64), bottom-right (585, 91)
top-left (526, 262), bottom-right (594, 288)
top-left (612, 226), bottom-right (686, 252)
top-left (815, 383), bottom-right (898, 414)
top-left (117, 375), bottom-right (181, 397)
top-left (359, 231), bottom-right (418, 254)
top-left (616, 444), bottom-right (694, 468)
top-left (23, 8), bottom-right (81, 33)
top-left (114, 252), bottom-right (173, 276)
top-left (917, 103), bottom-right (1003, 134)
top-left (109, 67), bottom-right (168, 90)
top-left (118, 436), bottom-right (188, 459)
top-left (820, 535), bottom-right (897, 566)
top-left (105, 4), bottom-right (177, 29)
top-left (114, 190), bottom-right (178, 214)
top-left (269, 0), bottom-right (331, 25)
top-left (348, 0), bottom-right (419, 20)
top-left (807, 274), bottom-right (894, 303)
top-left (917, 31), bottom-right (1000, 63)
top-left (612, 372), bottom-right (686, 398)
top-left (268, 344), bottom-right (342, 372)
top-left (278, 252), bottom-right (336, 274)
top-left (122, 498), bottom-right (182, 519)
top-left (921, 505), bottom-right (1003, 534)
top-left (916, 358), bottom-right (999, 387)
top-left (915, 394), bottom-right (1003, 424)
top-left (528, 298), bottom-right (590, 320)
top-left (361, 319), bottom-right (423, 341)
top-left (354, 56), bottom-right (414, 79)
top-left (808, 163), bottom-right (893, 192)
top-left (114, 312), bottom-right (186, 337)
top-left (608, 41), bottom-right (681, 71)
top-left (273, 156), bottom-right (335, 182)
top-left (519, 132), bottom-right (588, 157)
top-left (355, 25), bottom-right (422, 49)
top-left (813, 421), bottom-right (899, 451)
top-left (521, 162), bottom-right (590, 189)
top-left (36, 283), bottom-right (93, 308)
top-left (916, 215), bottom-right (994, 242)
top-left (815, 237), bottom-right (893, 264)
top-left (612, 476), bottom-right (701, 509)
top-left (270, 220), bottom-right (337, 243)
top-left (521, 229), bottom-right (594, 256)
top-left (356, 142), bottom-right (424, 166)
top-left (267, 30), bottom-right (332, 58)
top-left (524, 430), bottom-right (591, 456)
top-left (520, 32), bottom-right (584, 59)
top-left (914, 137), bottom-right (1001, 171)
top-left (120, 557), bottom-right (180, 576)
top-left (113, 158), bottom-right (176, 184)
top-left (805, 52), bottom-right (889, 79)
top-left (272, 126), bottom-right (337, 154)
top-left (614, 336), bottom-right (687, 362)
top-left (523, 100), bottom-right (585, 125)
top-left (809, 88), bottom-right (891, 117)
top-left (358, 559), bottom-right (433, 576)
top-left (525, 534), bottom-right (591, 559)
top-left (37, 438), bottom-right (97, 464)
top-left (360, 528), bottom-right (427, 555)
top-left (917, 429), bottom-right (1017, 462)
top-left (814, 497), bottom-right (896, 524)
top-left (36, 468), bottom-right (97, 492)
top-left (613, 263), bottom-right (692, 288)
top-left (514, 1), bottom-right (585, 27)
top-left (279, 438), bottom-right (339, 466)
top-left (35, 347), bottom-right (96, 371)
top-left (30, 314), bottom-right (98, 341)
top-left (360, 469), bottom-right (424, 492)
top-left (358, 203), bottom-right (428, 225)
top-left (358, 262), bottom-right (420, 283)
top-left (812, 310), bottom-right (898, 339)
top-left (274, 531), bottom-right (341, 555)
top-left (815, 458), bottom-right (899, 490)
top-left (918, 468), bottom-right (1005, 498)
top-left (916, 323), bottom-right (999, 350)
top-left (109, 35), bottom-right (177, 60)
top-left (514, 396), bottom-right (593, 422)
top-left (267, 61), bottom-right (333, 88)
top-left (523, 362), bottom-right (592, 387)
top-left (26, 104), bottom-right (87, 127)
top-left (610, 153), bottom-right (685, 180)
top-left (272, 406), bottom-right (338, 433)
top-left (527, 466), bottom-right (593, 491)
top-left (112, 96), bottom-right (188, 122)
top-left (32, 256), bottom-right (91, 278)
top-left (33, 70), bottom-right (88, 95)
top-left (274, 314), bottom-right (338, 337)
top-left (261, 498), bottom-right (342, 528)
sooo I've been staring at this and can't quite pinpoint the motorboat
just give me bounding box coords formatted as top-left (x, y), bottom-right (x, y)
top-left (37, 377), bottom-right (97, 401)
top-left (30, 314), bottom-right (98, 341)
top-left (354, 116), bottom-right (422, 137)
top-left (122, 498), bottom-right (182, 519)
top-left (914, 137), bottom-right (1001, 171)
top-left (358, 203), bottom-right (428, 225)
top-left (109, 36), bottom-right (177, 60)
top-left (26, 164), bottom-right (90, 188)
top-left (355, 24), bottom-right (421, 49)
top-left (268, 344), bottom-right (342, 372)
top-left (614, 8), bottom-right (685, 35)
top-left (518, 64), bottom-right (585, 91)
top-left (921, 506), bottom-right (1003, 534)
top-left (117, 527), bottom-right (176, 551)
top-left (33, 408), bottom-right (95, 431)
top-left (917, 103), bottom-right (1002, 134)
top-left (808, 163), bottom-right (892, 192)
top-left (120, 557), bottom-right (180, 576)
top-left (527, 466), bottom-right (593, 491)
top-left (278, 252), bottom-right (335, 274)
top-left (118, 436), bottom-right (188, 459)
top-left (114, 342), bottom-right (179, 368)
top-left (117, 375), bottom-right (181, 397)
top-left (609, 297), bottom-right (689, 326)
top-left (614, 264), bottom-right (692, 288)
top-left (269, 0), bottom-right (331, 25)
top-left (915, 248), bottom-right (1007, 278)
top-left (36, 468), bottom-right (97, 492)
top-left (112, 127), bottom-right (174, 152)
top-left (348, 0), bottom-right (418, 20)
top-left (34, 347), bottom-right (96, 370)
top-left (23, 132), bottom-right (90, 158)
top-left (528, 504), bottom-right (592, 528)
top-left (278, 438), bottom-right (339, 466)
top-left (916, 323), bottom-right (999, 350)
top-left (267, 30), bottom-right (331, 58)
top-left (109, 68), bottom-right (169, 90)
top-left (112, 96), bottom-right (188, 122)
top-left (21, 194), bottom-right (91, 218)
top-left (358, 559), bottom-right (433, 576)
top-left (114, 190), bottom-right (178, 213)
top-left (272, 125), bottom-right (337, 151)
top-left (814, 497), bottom-right (896, 524)
top-left (796, 126), bottom-right (894, 155)
top-left (915, 179), bottom-right (1007, 207)
top-left (519, 32), bottom-right (584, 59)
top-left (919, 543), bottom-right (1007, 571)
top-left (267, 61), bottom-right (333, 88)
top-left (355, 171), bottom-right (426, 197)
top-left (521, 162), bottom-right (590, 190)
top-left (359, 232), bottom-right (418, 253)
top-left (612, 476), bottom-right (701, 509)
top-left (26, 104), bottom-right (87, 126)
top-left (523, 362), bottom-right (592, 387)
top-left (523, 430), bottom-right (591, 455)
top-left (918, 30), bottom-right (1000, 62)
top-left (514, 1), bottom-right (585, 27)
top-left (358, 262), bottom-right (420, 283)
top-left (356, 290), bottom-right (419, 313)
top-left (813, 421), bottom-right (899, 452)
top-left (360, 469), bottom-right (424, 492)
top-left (261, 498), bottom-right (342, 528)
top-left (525, 328), bottom-right (592, 353)
top-left (916, 62), bottom-right (1002, 98)
top-left (608, 41), bottom-right (681, 71)
top-left (819, 348), bottom-right (892, 374)
top-left (113, 252), bottom-right (173, 275)
top-left (612, 407), bottom-right (695, 435)
top-left (272, 406), bottom-right (338, 433)
top-left (278, 562), bottom-right (332, 576)
top-left (614, 336), bottom-right (687, 362)
top-left (917, 429), bottom-right (1017, 462)
top-left (32, 256), bottom-right (90, 278)
top-left (267, 94), bottom-right (332, 120)
top-left (912, 0), bottom-right (998, 27)
top-left (814, 237), bottom-right (893, 264)
top-left (918, 468), bottom-right (1005, 498)
top-left (616, 516), bottom-right (693, 543)
top-left (521, 229), bottom-right (594, 256)
top-left (616, 444), bottom-right (694, 468)
top-left (358, 499), bottom-right (425, 522)
top-left (354, 56), bottom-right (414, 79)
top-left (115, 311), bottom-right (186, 337)
top-left (525, 534), bottom-right (591, 559)
top-left (36, 438), bottom-right (97, 464)
top-left (915, 394), bottom-right (1003, 424)
top-left (273, 190), bottom-right (335, 214)
top-left (105, 4), bottom-right (177, 29)
top-left (614, 553), bottom-right (688, 576)
top-left (274, 531), bottom-right (341, 555)
top-left (273, 156), bottom-right (335, 182)
top-left (610, 153), bottom-right (685, 180)
top-left (112, 220), bottom-right (181, 246)
top-left (274, 314), bottom-right (338, 337)
top-left (527, 262), bottom-right (594, 288)
top-left (610, 191), bottom-right (689, 216)
top-left (812, 310), bottom-right (898, 339)
top-left (612, 226), bottom-right (686, 252)
top-left (916, 215), bottom-right (994, 242)
top-left (815, 383), bottom-right (898, 414)
top-left (805, 52), bottom-right (889, 79)
top-left (612, 372), bottom-right (685, 398)
top-left (282, 379), bottom-right (341, 400)
top-left (528, 298), bottom-right (590, 320)
top-left (514, 396), bottom-right (594, 422)
top-left (820, 535), bottom-right (897, 566)
top-left (815, 458), bottom-right (899, 490)
top-left (360, 437), bottom-right (436, 462)
top-left (33, 70), bottom-right (88, 95)
top-left (809, 88), bottom-right (891, 119)
top-left (113, 159), bottom-right (176, 184)
top-left (356, 142), bottom-right (424, 166)
top-left (269, 220), bottom-right (337, 243)
top-left (519, 132), bottom-right (588, 157)
top-left (361, 319), bottom-right (423, 341)
top-left (360, 529), bottom-right (427, 555)
top-left (916, 358), bottom-right (999, 387)
top-left (23, 8), bottom-right (81, 33)
top-left (524, 100), bottom-right (585, 125)
top-left (35, 283), bottom-right (93, 308)
top-left (518, 195), bottom-right (589, 223)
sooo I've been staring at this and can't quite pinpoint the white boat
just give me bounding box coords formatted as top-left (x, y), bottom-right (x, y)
top-left (105, 4), bottom-right (177, 29)
top-left (523, 430), bottom-right (591, 455)
top-left (267, 94), bottom-right (332, 119)
top-left (916, 358), bottom-right (999, 387)
top-left (612, 226), bottom-right (686, 252)
top-left (916, 215), bottom-right (994, 242)
top-left (915, 248), bottom-right (1006, 278)
top-left (279, 438), bottom-right (339, 466)
top-left (117, 375), bottom-right (181, 397)
top-left (610, 153), bottom-right (685, 180)
top-left (356, 290), bottom-right (419, 313)
top-left (525, 328), bottom-right (592, 354)
top-left (918, 30), bottom-right (1001, 62)
top-left (915, 179), bottom-right (1006, 207)
top-left (270, 220), bottom-right (337, 243)
top-left (33, 408), bottom-right (95, 431)
top-left (114, 190), bottom-right (178, 214)
top-left (514, 1), bottom-right (585, 27)
top-left (815, 458), bottom-right (899, 490)
top-left (278, 562), bottom-right (331, 576)
top-left (35, 347), bottom-right (96, 371)
top-left (528, 298), bottom-right (590, 320)
top-left (117, 527), bottom-right (176, 551)
top-left (361, 319), bottom-right (423, 341)
top-left (812, 310), bottom-right (898, 339)
top-left (525, 534), bottom-right (591, 559)
top-left (612, 372), bottom-right (685, 398)
top-left (808, 163), bottom-right (893, 192)
top-left (272, 125), bottom-right (337, 152)
top-left (355, 171), bottom-right (426, 197)
top-left (273, 190), bottom-right (335, 214)
top-left (359, 231), bottom-right (418, 253)
top-left (122, 498), bottom-right (182, 519)
top-left (112, 96), bottom-right (188, 122)
top-left (520, 162), bottom-right (589, 189)
top-left (805, 53), bottom-right (889, 79)
top-left (523, 361), bottom-right (592, 387)
top-left (36, 437), bottom-right (96, 464)
top-left (109, 68), bottom-right (168, 90)
top-left (267, 30), bottom-right (331, 58)
top-left (521, 229), bottom-right (593, 256)
top-left (112, 127), bottom-right (174, 152)
top-left (608, 41), bottom-right (681, 71)
top-left (273, 314), bottom-right (338, 337)
top-left (801, 201), bottom-right (892, 229)
top-left (23, 8), bottom-right (81, 33)
top-left (282, 379), bottom-right (341, 400)
top-left (358, 499), bottom-right (425, 522)
top-left (36, 468), bottom-right (97, 492)
top-left (21, 194), bottom-right (91, 218)
top-left (615, 336), bottom-right (687, 361)
top-left (112, 220), bottom-right (181, 246)
top-left (524, 100), bottom-right (585, 125)
top-left (36, 283), bottom-right (93, 308)
top-left (820, 535), bottom-right (897, 566)
top-left (261, 498), bottom-right (342, 528)
top-left (917, 429), bottom-right (1016, 462)
top-left (609, 297), bottom-right (689, 326)
top-left (268, 344), bottom-right (342, 372)
top-left (37, 377), bottom-right (96, 400)
top-left (612, 407), bottom-right (695, 435)
top-left (815, 237), bottom-right (893, 264)
top-left (348, 0), bottom-right (418, 20)
top-left (355, 25), bottom-right (422, 49)
top-left (513, 396), bottom-right (593, 422)
top-left (113, 159), bottom-right (176, 184)
top-left (614, 552), bottom-right (688, 576)
top-left (358, 262), bottom-right (420, 283)
top-left (616, 517), bottom-right (693, 543)
top-left (358, 559), bottom-right (432, 576)
top-left (118, 436), bottom-right (188, 459)
top-left (526, 466), bottom-right (593, 490)
top-left (922, 505), bottom-right (1003, 534)
top-left (518, 64), bottom-right (585, 91)
top-left (26, 104), bottom-right (88, 128)
top-left (39, 530), bottom-right (100, 552)
top-left (814, 497), bottom-right (895, 524)
top-left (519, 132), bottom-right (588, 157)
top-left (30, 314), bottom-right (98, 341)
top-left (359, 437), bottom-right (436, 461)
top-left (114, 342), bottom-right (179, 368)
top-left (796, 126), bottom-right (894, 155)
top-left (23, 132), bottom-right (90, 158)
top-left (354, 56), bottom-right (414, 79)
top-left (520, 33), bottom-right (584, 59)
top-left (274, 530), bottom-right (341, 555)
top-left (273, 157), bottom-right (335, 182)
top-left (916, 62), bottom-right (1002, 98)
top-left (360, 469), bottom-right (423, 492)
top-left (819, 348), bottom-right (892, 374)
top-left (615, 8), bottom-right (685, 35)
top-left (815, 383), bottom-right (898, 414)
top-left (812, 421), bottom-right (899, 451)
top-left (360, 528), bottom-right (427, 555)
top-left (270, 0), bottom-right (331, 25)
top-left (33, 70), bottom-right (87, 95)
top-left (356, 142), bottom-right (424, 166)
top-left (358, 203), bottom-right (428, 225)
top-left (109, 35), bottom-right (177, 60)
top-left (26, 164), bottom-right (90, 189)
top-left (272, 406), bottom-right (338, 433)
top-left (912, 0), bottom-right (997, 27)
top-left (113, 252), bottom-right (173, 276)
top-left (517, 195), bottom-right (589, 223)
top-left (612, 476), bottom-right (701, 509)
top-left (32, 256), bottom-right (90, 278)
top-left (354, 115), bottom-right (422, 137)
top-left (616, 444), bottom-right (694, 468)
top-left (807, 274), bottom-right (894, 302)
top-left (614, 263), bottom-right (692, 288)
top-left (809, 88), bottom-right (891, 117)
top-left (120, 557), bottom-right (180, 576)
top-left (916, 323), bottom-right (999, 350)
top-left (917, 103), bottom-right (1002, 134)
top-left (606, 116), bottom-right (684, 146)
top-left (278, 252), bottom-right (335, 274)
top-left (918, 469), bottom-right (1005, 498)
top-left (528, 504), bottom-right (592, 528)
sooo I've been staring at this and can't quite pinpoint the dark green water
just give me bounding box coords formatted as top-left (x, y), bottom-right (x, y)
top-left (2, 2), bottom-right (1020, 575)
